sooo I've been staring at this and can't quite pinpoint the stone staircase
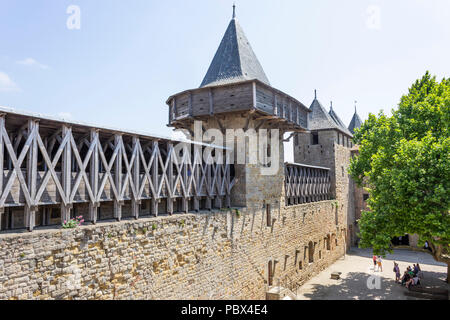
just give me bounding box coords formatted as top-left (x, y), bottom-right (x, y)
top-left (266, 286), bottom-right (298, 300)
top-left (266, 276), bottom-right (300, 300)
top-left (404, 286), bottom-right (449, 300)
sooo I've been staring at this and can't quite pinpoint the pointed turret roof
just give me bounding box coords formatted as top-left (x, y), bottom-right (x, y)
top-left (200, 7), bottom-right (270, 88)
top-left (329, 104), bottom-right (352, 136)
top-left (307, 92), bottom-right (353, 136)
top-left (348, 108), bottom-right (363, 134)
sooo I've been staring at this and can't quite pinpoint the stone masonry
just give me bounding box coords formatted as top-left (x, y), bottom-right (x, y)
top-left (0, 201), bottom-right (346, 300)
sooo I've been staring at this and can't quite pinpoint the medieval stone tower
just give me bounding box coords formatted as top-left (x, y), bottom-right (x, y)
top-left (294, 95), bottom-right (364, 245)
top-left (166, 8), bottom-right (310, 212)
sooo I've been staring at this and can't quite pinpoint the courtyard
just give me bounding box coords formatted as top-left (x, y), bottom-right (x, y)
top-left (296, 248), bottom-right (449, 300)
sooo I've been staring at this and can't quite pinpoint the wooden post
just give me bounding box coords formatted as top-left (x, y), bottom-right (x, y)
top-left (181, 150), bottom-right (189, 213)
top-left (89, 129), bottom-right (99, 223)
top-left (188, 92), bottom-right (193, 116)
top-left (114, 134), bottom-right (123, 221)
top-left (225, 162), bottom-right (231, 208)
top-left (209, 88), bottom-right (214, 115)
top-left (131, 136), bottom-right (140, 219)
top-left (205, 160), bottom-right (212, 211)
top-left (167, 143), bottom-right (174, 215)
top-left (151, 141), bottom-right (159, 216)
top-left (61, 125), bottom-right (72, 225)
top-left (0, 115), bottom-right (4, 229)
top-left (252, 81), bottom-right (257, 109)
top-left (25, 119), bottom-right (38, 231)
top-left (193, 147), bottom-right (200, 212)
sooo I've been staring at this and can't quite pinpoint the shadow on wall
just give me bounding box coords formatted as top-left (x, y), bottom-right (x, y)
top-left (302, 270), bottom-right (448, 300)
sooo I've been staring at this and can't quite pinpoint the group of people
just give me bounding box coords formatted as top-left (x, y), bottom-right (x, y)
top-left (372, 255), bottom-right (383, 272)
top-left (393, 262), bottom-right (422, 289)
top-left (372, 254), bottom-right (423, 290)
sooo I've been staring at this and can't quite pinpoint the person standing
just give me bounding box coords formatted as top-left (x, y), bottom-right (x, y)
top-left (393, 262), bottom-right (401, 283)
top-left (377, 256), bottom-right (383, 272)
top-left (373, 255), bottom-right (377, 270)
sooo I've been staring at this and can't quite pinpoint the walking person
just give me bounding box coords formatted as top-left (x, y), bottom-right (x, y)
top-left (372, 254), bottom-right (377, 271)
top-left (377, 256), bottom-right (383, 272)
top-left (393, 262), bottom-right (401, 283)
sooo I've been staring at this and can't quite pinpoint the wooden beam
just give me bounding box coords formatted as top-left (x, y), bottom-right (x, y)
top-left (61, 125), bottom-right (72, 225)
top-left (0, 115), bottom-right (4, 229)
top-left (131, 136), bottom-right (140, 219)
top-left (114, 134), bottom-right (123, 221)
top-left (151, 141), bottom-right (159, 216)
top-left (209, 88), bottom-right (214, 115)
top-left (89, 129), bottom-right (99, 224)
top-left (25, 119), bottom-right (39, 231)
top-left (167, 143), bottom-right (174, 215)
top-left (252, 81), bottom-right (257, 109)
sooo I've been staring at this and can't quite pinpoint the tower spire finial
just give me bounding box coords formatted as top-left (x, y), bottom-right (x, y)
top-left (314, 89), bottom-right (317, 99)
top-left (354, 100), bottom-right (357, 113)
top-left (232, 3), bottom-right (236, 19)
top-left (330, 101), bottom-right (333, 110)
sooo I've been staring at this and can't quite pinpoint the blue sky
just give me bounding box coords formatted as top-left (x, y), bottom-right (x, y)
top-left (1, 0), bottom-right (449, 160)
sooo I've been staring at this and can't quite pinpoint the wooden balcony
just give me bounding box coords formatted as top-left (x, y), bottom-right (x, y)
top-left (0, 107), bottom-right (235, 232)
top-left (167, 79), bottom-right (310, 132)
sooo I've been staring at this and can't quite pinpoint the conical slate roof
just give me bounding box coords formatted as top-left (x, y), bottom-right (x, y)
top-left (200, 14), bottom-right (270, 88)
top-left (348, 109), bottom-right (363, 134)
top-left (329, 106), bottom-right (353, 136)
top-left (308, 96), bottom-right (353, 136)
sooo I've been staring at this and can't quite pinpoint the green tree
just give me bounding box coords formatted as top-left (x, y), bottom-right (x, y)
top-left (350, 72), bottom-right (450, 282)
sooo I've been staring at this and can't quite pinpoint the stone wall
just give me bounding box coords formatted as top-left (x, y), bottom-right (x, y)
top-left (0, 200), bottom-right (346, 300)
top-left (295, 129), bottom-right (354, 248)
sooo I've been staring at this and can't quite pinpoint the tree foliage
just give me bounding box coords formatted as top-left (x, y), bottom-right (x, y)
top-left (349, 72), bottom-right (450, 275)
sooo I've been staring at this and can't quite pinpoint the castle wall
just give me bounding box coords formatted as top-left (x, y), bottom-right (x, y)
top-left (294, 130), bottom-right (354, 248)
top-left (0, 200), bottom-right (346, 300)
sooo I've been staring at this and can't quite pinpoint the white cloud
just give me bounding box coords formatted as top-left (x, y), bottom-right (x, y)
top-left (0, 72), bottom-right (20, 92)
top-left (16, 58), bottom-right (49, 69)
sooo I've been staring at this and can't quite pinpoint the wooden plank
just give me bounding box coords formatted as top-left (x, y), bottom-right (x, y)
top-left (89, 129), bottom-right (99, 223)
top-left (151, 141), bottom-right (159, 216)
top-left (209, 88), bottom-right (214, 115)
top-left (25, 120), bottom-right (38, 231)
top-left (252, 81), bottom-right (257, 109)
top-left (61, 125), bottom-right (72, 223)
top-left (0, 115), bottom-right (3, 229)
top-left (131, 136), bottom-right (140, 219)
top-left (167, 143), bottom-right (174, 215)
top-left (114, 134), bottom-right (123, 221)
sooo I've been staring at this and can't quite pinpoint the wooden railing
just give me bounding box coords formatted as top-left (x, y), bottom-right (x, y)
top-left (0, 107), bottom-right (235, 231)
top-left (284, 162), bottom-right (331, 206)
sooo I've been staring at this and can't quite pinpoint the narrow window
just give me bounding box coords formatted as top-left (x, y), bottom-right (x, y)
top-left (312, 132), bottom-right (319, 145)
top-left (308, 241), bottom-right (314, 263)
top-left (266, 204), bottom-right (272, 227)
top-left (268, 261), bottom-right (273, 286)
